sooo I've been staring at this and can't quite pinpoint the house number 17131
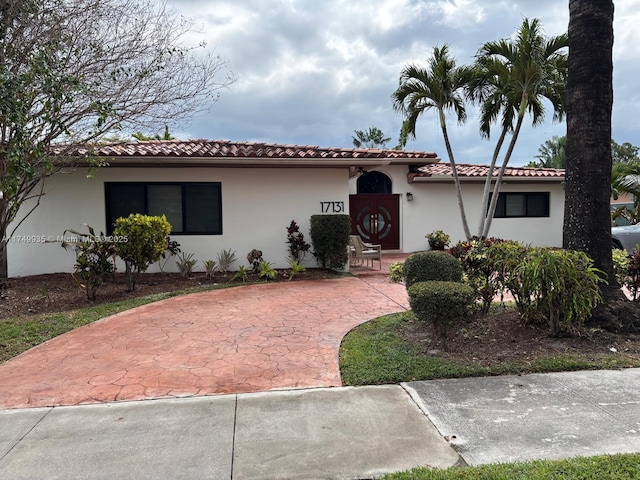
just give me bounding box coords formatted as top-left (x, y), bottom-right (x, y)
top-left (320, 201), bottom-right (345, 213)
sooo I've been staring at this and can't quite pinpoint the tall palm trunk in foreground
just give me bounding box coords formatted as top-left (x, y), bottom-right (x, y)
top-left (563, 0), bottom-right (640, 332)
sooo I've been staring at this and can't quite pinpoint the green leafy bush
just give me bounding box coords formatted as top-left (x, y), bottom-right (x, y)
top-left (426, 229), bottom-right (450, 250)
top-left (487, 240), bottom-right (531, 311)
top-left (388, 261), bottom-right (405, 283)
top-left (403, 251), bottom-right (463, 289)
top-left (309, 214), bottom-right (351, 270)
top-left (612, 248), bottom-right (630, 287)
top-left (408, 281), bottom-right (475, 339)
top-left (113, 214), bottom-right (171, 291)
top-left (450, 238), bottom-right (505, 314)
top-left (62, 225), bottom-right (116, 300)
top-left (509, 248), bottom-right (604, 334)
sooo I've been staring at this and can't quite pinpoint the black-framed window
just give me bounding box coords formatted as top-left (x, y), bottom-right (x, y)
top-left (491, 192), bottom-right (550, 218)
top-left (105, 182), bottom-right (222, 234)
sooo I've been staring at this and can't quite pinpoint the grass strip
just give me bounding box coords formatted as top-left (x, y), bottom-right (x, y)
top-left (383, 453), bottom-right (640, 479)
top-left (0, 284), bottom-right (233, 363)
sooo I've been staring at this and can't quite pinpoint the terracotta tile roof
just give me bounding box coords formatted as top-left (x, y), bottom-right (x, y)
top-left (60, 139), bottom-right (438, 162)
top-left (411, 162), bottom-right (565, 181)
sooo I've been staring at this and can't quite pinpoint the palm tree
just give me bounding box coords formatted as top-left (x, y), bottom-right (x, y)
top-left (563, 0), bottom-right (640, 332)
top-left (611, 160), bottom-right (640, 224)
top-left (352, 126), bottom-right (391, 149)
top-left (392, 45), bottom-right (472, 240)
top-left (532, 135), bottom-right (566, 168)
top-left (468, 18), bottom-right (568, 239)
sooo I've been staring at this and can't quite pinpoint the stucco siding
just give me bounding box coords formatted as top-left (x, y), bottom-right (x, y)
top-left (8, 166), bottom-right (349, 277)
top-left (349, 166), bottom-right (565, 252)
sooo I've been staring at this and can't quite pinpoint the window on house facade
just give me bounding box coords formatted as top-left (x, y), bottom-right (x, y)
top-left (357, 171), bottom-right (392, 194)
top-left (105, 182), bottom-right (222, 234)
top-left (491, 192), bottom-right (550, 218)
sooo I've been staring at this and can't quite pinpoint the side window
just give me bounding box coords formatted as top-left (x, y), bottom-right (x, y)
top-left (491, 192), bottom-right (550, 218)
top-left (105, 182), bottom-right (222, 234)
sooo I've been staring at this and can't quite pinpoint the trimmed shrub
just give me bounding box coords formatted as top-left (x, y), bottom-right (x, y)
top-left (309, 214), bottom-right (351, 270)
top-left (408, 281), bottom-right (475, 339)
top-left (113, 213), bottom-right (171, 291)
top-left (403, 251), bottom-right (463, 289)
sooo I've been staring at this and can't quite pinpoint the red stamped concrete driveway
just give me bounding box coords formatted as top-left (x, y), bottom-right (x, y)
top-left (0, 263), bottom-right (409, 409)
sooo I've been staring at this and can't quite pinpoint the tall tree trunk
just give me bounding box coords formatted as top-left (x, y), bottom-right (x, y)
top-left (563, 0), bottom-right (639, 332)
top-left (483, 111), bottom-right (526, 238)
top-left (477, 126), bottom-right (508, 238)
top-left (439, 108), bottom-right (472, 240)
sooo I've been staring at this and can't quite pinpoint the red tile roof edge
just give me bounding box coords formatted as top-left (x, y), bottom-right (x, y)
top-left (415, 162), bottom-right (565, 179)
top-left (54, 139), bottom-right (439, 160)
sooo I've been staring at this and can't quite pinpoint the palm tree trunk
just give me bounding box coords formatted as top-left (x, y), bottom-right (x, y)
top-left (440, 108), bottom-right (472, 240)
top-left (477, 126), bottom-right (508, 238)
top-left (482, 112), bottom-right (526, 238)
top-left (563, 0), bottom-right (639, 332)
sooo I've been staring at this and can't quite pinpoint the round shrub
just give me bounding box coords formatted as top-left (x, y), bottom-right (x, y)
top-left (403, 251), bottom-right (463, 289)
top-left (113, 213), bottom-right (171, 291)
top-left (408, 281), bottom-right (475, 337)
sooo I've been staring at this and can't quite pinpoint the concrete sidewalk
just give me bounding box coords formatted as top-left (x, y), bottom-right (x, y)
top-left (2, 369), bottom-right (640, 479)
top-left (0, 385), bottom-right (459, 480)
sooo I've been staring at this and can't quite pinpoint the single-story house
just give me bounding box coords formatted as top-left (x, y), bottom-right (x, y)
top-left (7, 140), bottom-right (565, 277)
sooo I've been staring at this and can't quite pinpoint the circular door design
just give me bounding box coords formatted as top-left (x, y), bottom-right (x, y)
top-left (355, 205), bottom-right (393, 243)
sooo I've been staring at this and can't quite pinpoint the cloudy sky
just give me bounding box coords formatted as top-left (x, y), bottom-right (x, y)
top-left (166, 0), bottom-right (640, 166)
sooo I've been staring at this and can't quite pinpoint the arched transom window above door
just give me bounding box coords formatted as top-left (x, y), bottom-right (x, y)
top-left (356, 171), bottom-right (391, 194)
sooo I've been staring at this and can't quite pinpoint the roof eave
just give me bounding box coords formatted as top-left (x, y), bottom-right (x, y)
top-left (69, 156), bottom-right (440, 168)
top-left (408, 175), bottom-right (564, 184)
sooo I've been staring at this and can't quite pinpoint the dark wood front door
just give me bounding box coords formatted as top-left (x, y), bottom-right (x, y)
top-left (349, 194), bottom-right (400, 249)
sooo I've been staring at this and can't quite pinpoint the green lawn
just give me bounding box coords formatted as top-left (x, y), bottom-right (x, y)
top-left (382, 453), bottom-right (640, 479)
top-left (339, 310), bottom-right (640, 386)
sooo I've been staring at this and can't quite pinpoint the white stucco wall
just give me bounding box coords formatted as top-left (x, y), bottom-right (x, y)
top-left (349, 165), bottom-right (565, 253)
top-left (8, 166), bottom-right (349, 277)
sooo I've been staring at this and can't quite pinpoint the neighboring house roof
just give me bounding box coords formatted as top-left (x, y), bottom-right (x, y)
top-left (58, 140), bottom-right (440, 169)
top-left (409, 163), bottom-right (565, 183)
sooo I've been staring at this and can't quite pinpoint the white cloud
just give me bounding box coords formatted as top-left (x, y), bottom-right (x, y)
top-left (427, 0), bottom-right (486, 28)
top-left (166, 0), bottom-right (640, 163)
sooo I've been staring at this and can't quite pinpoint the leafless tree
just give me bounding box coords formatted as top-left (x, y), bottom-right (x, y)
top-left (0, 0), bottom-right (234, 275)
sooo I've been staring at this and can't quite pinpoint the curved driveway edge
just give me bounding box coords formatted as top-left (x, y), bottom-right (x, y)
top-left (0, 276), bottom-right (409, 409)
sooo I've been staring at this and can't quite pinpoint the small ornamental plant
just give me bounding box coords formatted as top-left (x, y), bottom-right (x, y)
top-left (426, 230), bottom-right (450, 250)
top-left (113, 213), bottom-right (171, 291)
